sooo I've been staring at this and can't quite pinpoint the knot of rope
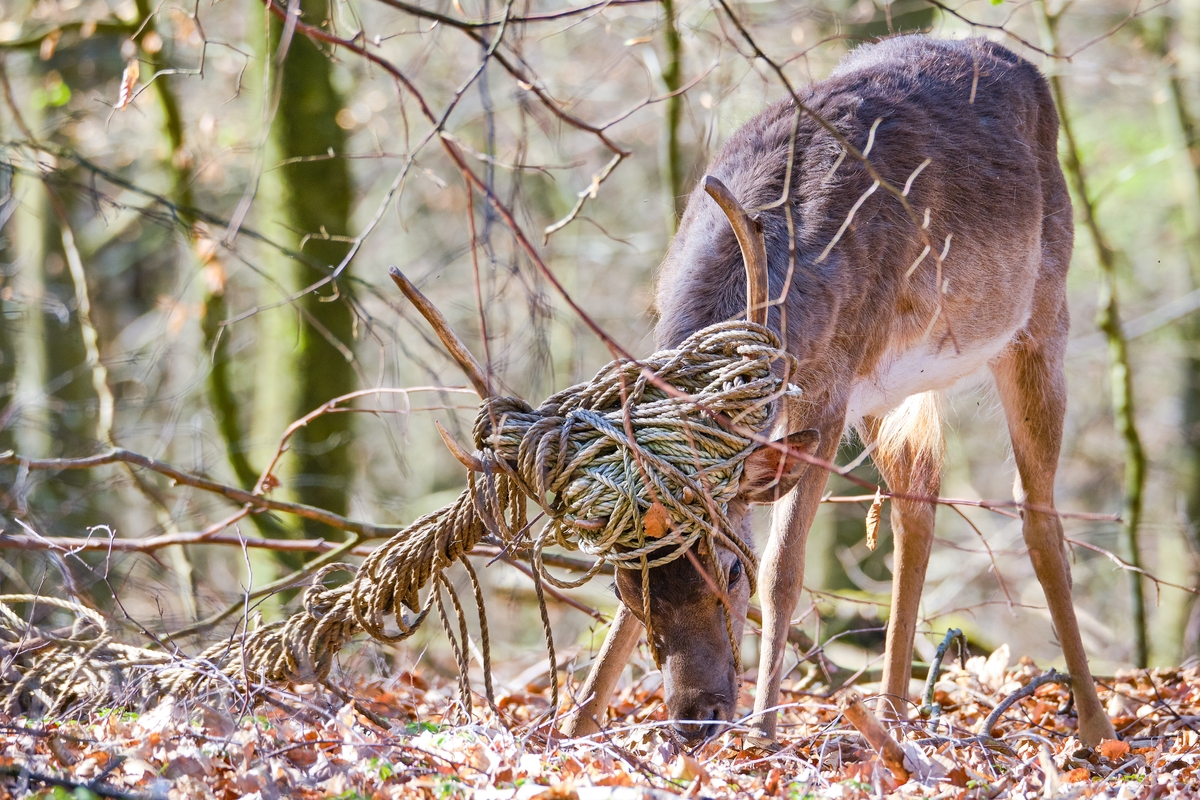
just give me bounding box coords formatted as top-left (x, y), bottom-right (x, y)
top-left (1, 321), bottom-right (795, 717)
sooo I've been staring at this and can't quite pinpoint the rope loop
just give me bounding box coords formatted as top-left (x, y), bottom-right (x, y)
top-left (1, 321), bottom-right (796, 717)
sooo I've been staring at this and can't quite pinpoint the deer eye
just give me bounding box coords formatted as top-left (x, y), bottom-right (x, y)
top-left (728, 560), bottom-right (742, 585)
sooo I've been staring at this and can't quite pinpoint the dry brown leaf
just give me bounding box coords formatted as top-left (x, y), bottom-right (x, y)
top-left (644, 501), bottom-right (670, 539)
top-left (117, 61), bottom-right (140, 110)
top-left (1097, 738), bottom-right (1130, 761)
top-left (764, 767), bottom-right (781, 795)
top-left (865, 487), bottom-right (883, 550)
top-left (47, 734), bottom-right (80, 766)
top-left (672, 753), bottom-right (710, 784)
top-left (1063, 766), bottom-right (1090, 783)
top-left (530, 784), bottom-right (579, 800)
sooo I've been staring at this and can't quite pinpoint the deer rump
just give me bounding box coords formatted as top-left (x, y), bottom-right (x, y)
top-left (579, 34), bottom-right (1119, 747)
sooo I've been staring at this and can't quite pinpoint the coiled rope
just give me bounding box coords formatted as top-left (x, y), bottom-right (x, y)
top-left (1, 320), bottom-right (794, 719)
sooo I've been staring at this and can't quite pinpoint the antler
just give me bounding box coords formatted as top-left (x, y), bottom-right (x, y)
top-left (703, 175), bottom-right (769, 326)
top-left (389, 266), bottom-right (491, 399)
top-left (436, 420), bottom-right (484, 472)
top-left (389, 266), bottom-right (489, 472)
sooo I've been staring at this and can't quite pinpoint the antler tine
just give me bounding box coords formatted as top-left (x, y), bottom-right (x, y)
top-left (389, 266), bottom-right (492, 399)
top-left (436, 420), bottom-right (484, 472)
top-left (703, 175), bottom-right (769, 326)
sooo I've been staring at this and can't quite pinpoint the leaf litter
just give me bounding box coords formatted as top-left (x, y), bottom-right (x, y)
top-left (2, 651), bottom-right (1199, 799)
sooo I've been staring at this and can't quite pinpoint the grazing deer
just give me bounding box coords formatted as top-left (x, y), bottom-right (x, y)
top-left (565, 35), bottom-right (1117, 746)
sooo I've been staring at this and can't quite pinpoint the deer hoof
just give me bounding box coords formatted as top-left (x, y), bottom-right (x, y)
top-left (741, 732), bottom-right (783, 753)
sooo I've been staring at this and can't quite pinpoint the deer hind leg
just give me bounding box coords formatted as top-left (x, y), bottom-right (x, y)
top-left (860, 392), bottom-right (944, 723)
top-left (990, 321), bottom-right (1116, 746)
top-left (563, 603), bottom-right (641, 737)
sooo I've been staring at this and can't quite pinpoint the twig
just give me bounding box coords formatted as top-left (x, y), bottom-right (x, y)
top-left (978, 669), bottom-right (1070, 738)
top-left (919, 628), bottom-right (966, 718)
top-left (369, 0), bottom-right (654, 29)
top-left (168, 533), bottom-right (364, 639)
top-left (497, 555), bottom-right (606, 622)
top-left (0, 449), bottom-right (398, 539)
top-left (948, 505), bottom-right (1016, 612)
top-left (0, 20), bottom-right (137, 50)
top-left (821, 494), bottom-right (1118, 523)
top-left (838, 690), bottom-right (910, 783)
top-left (1065, 536), bottom-right (1200, 597)
top-left (0, 763), bottom-right (146, 800)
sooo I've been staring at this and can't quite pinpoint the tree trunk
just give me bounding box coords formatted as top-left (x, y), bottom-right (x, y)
top-left (1162, 0), bottom-right (1200, 655)
top-left (270, 0), bottom-right (357, 540)
top-left (0, 158), bottom-right (16, 459)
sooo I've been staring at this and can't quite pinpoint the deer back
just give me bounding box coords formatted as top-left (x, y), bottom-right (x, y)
top-left (655, 36), bottom-right (1067, 423)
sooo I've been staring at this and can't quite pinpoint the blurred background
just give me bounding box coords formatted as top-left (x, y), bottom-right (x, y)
top-left (2, 0), bottom-right (1199, 699)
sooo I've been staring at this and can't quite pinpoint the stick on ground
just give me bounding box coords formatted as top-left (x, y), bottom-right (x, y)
top-left (838, 690), bottom-right (911, 783)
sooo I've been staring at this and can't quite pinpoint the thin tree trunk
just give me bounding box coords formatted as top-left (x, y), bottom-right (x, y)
top-left (0, 146), bottom-right (18, 536)
top-left (661, 0), bottom-right (685, 227)
top-left (1157, 0), bottom-right (1200, 655)
top-left (270, 0), bottom-right (357, 541)
top-left (132, 0), bottom-right (289, 544)
top-left (1041, 5), bottom-right (1149, 668)
top-left (0, 152), bottom-right (16, 459)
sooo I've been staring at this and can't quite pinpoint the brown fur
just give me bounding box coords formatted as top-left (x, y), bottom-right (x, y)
top-left (566, 36), bottom-right (1116, 746)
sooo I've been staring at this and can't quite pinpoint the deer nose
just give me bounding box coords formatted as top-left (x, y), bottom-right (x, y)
top-left (672, 695), bottom-right (726, 742)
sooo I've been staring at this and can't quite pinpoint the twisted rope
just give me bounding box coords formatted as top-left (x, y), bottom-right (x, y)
top-left (1, 321), bottom-right (794, 718)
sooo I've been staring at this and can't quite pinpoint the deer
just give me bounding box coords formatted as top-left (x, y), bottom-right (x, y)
top-left (563, 35), bottom-right (1118, 747)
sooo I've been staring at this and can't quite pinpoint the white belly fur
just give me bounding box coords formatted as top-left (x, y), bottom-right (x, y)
top-left (846, 330), bottom-right (1016, 422)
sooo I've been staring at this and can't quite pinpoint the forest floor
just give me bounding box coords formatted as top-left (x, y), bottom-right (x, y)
top-left (2, 647), bottom-right (1198, 799)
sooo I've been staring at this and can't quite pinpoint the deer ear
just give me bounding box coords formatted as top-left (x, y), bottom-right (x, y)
top-left (738, 430), bottom-right (820, 504)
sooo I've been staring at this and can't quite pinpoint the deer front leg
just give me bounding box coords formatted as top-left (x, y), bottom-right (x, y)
top-left (991, 327), bottom-right (1116, 746)
top-left (752, 421), bottom-right (843, 739)
top-left (564, 603), bottom-right (641, 737)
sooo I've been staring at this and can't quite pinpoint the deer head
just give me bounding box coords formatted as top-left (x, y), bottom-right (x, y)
top-left (612, 427), bottom-right (818, 741)
top-left (607, 178), bottom-right (818, 742)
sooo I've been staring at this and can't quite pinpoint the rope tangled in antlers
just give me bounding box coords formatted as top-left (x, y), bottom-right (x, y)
top-left (1, 320), bottom-right (793, 718)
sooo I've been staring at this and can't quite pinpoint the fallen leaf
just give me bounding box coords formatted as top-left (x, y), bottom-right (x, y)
top-left (644, 501), bottom-right (671, 539)
top-left (530, 783), bottom-right (579, 800)
top-left (1064, 766), bottom-right (1090, 783)
top-left (47, 734), bottom-right (80, 766)
top-left (865, 487), bottom-right (883, 550)
top-left (1097, 739), bottom-right (1130, 761)
top-left (764, 767), bottom-right (781, 794)
top-left (672, 753), bottom-right (709, 784)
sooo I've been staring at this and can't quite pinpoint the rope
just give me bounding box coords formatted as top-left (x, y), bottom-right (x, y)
top-left (1, 321), bottom-right (794, 718)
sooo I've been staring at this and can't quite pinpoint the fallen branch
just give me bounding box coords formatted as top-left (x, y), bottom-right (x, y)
top-left (838, 690), bottom-right (910, 783)
top-left (0, 763), bottom-right (145, 800)
top-left (919, 628), bottom-right (967, 718)
top-left (978, 669), bottom-right (1071, 739)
